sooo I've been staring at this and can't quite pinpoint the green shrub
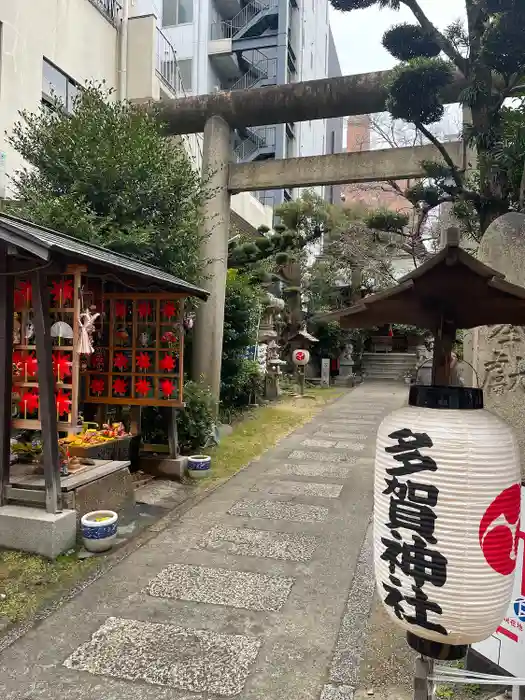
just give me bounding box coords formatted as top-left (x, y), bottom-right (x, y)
top-left (221, 270), bottom-right (263, 411)
top-left (176, 381), bottom-right (215, 454)
top-left (220, 359), bottom-right (264, 412)
top-left (140, 381), bottom-right (214, 454)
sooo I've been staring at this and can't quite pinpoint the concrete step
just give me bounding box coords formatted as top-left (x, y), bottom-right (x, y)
top-left (363, 362), bottom-right (414, 369)
top-left (362, 353), bottom-right (417, 358)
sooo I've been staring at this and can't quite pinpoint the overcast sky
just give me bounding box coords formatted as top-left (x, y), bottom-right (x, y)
top-left (329, 0), bottom-right (466, 75)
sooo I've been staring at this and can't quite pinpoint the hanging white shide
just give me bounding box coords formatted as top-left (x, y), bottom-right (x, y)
top-left (374, 399), bottom-right (521, 646)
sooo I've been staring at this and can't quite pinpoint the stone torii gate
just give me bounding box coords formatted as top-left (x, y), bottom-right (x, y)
top-left (156, 71), bottom-right (466, 402)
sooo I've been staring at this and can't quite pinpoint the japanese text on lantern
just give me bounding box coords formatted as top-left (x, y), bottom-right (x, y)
top-left (381, 428), bottom-right (448, 636)
top-left (483, 325), bottom-right (525, 395)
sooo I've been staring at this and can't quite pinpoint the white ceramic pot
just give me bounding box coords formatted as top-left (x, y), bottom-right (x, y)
top-left (81, 510), bottom-right (118, 553)
top-left (187, 455), bottom-right (211, 479)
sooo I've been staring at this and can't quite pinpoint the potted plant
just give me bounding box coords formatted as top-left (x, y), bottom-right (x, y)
top-left (403, 369), bottom-right (414, 385)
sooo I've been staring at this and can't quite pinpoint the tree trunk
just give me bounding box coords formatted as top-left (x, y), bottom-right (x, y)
top-left (466, 0), bottom-right (510, 234)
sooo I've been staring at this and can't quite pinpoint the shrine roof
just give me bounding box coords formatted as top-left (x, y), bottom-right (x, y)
top-left (317, 229), bottom-right (525, 330)
top-left (0, 214), bottom-right (209, 300)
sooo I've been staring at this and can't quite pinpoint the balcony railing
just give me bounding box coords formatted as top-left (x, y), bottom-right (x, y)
top-left (230, 51), bottom-right (277, 91)
top-left (255, 191), bottom-right (275, 207)
top-left (89, 0), bottom-right (122, 25)
top-left (234, 126), bottom-right (276, 162)
top-left (210, 0), bottom-right (277, 40)
top-left (156, 27), bottom-right (186, 96)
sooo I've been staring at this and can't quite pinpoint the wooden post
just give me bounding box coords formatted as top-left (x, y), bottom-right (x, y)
top-left (68, 265), bottom-right (86, 429)
top-left (413, 656), bottom-right (434, 700)
top-left (32, 268), bottom-right (61, 514)
top-left (431, 318), bottom-right (456, 386)
top-left (167, 408), bottom-right (179, 458)
top-left (129, 405), bottom-right (141, 436)
top-left (298, 367), bottom-right (305, 396)
top-left (0, 244), bottom-right (14, 506)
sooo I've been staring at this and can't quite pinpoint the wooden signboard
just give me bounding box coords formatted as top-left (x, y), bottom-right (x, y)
top-left (84, 293), bottom-right (184, 407)
top-left (11, 270), bottom-right (81, 431)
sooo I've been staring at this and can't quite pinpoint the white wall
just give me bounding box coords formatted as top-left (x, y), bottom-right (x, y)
top-left (296, 0), bottom-right (330, 197)
top-left (0, 0), bottom-right (119, 196)
top-left (160, 0), bottom-right (211, 95)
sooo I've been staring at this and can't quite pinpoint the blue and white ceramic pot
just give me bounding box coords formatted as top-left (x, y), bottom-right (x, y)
top-left (81, 510), bottom-right (118, 553)
top-left (187, 455), bottom-right (211, 479)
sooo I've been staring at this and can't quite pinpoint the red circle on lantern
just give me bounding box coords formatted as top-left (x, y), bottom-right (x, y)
top-left (479, 483), bottom-right (521, 575)
top-left (296, 351), bottom-right (305, 361)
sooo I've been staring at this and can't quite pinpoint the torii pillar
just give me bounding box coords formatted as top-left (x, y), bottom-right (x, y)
top-left (192, 116), bottom-right (231, 405)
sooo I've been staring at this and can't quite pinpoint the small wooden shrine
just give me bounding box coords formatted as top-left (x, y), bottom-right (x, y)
top-left (320, 228), bottom-right (525, 384)
top-left (0, 214), bottom-right (208, 518)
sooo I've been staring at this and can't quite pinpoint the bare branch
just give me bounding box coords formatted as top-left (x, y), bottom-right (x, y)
top-left (416, 122), bottom-right (464, 189)
top-left (387, 179), bottom-right (405, 196)
top-left (401, 0), bottom-right (468, 75)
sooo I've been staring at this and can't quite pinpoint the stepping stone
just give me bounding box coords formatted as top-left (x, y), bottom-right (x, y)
top-left (321, 685), bottom-right (355, 700)
top-left (135, 479), bottom-right (188, 506)
top-left (268, 481), bottom-right (343, 499)
top-left (64, 617), bottom-right (261, 697)
top-left (334, 418), bottom-right (381, 424)
top-left (274, 463), bottom-right (354, 478)
top-left (229, 498), bottom-right (329, 523)
top-left (198, 526), bottom-right (319, 562)
top-left (288, 450), bottom-right (355, 463)
top-left (314, 432), bottom-right (367, 440)
top-left (335, 442), bottom-right (366, 451)
top-left (301, 438), bottom-right (337, 448)
top-left (301, 438), bottom-right (366, 452)
top-left (147, 564), bottom-right (293, 611)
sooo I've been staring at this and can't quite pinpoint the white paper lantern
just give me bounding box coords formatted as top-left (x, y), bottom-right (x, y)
top-left (292, 349), bottom-right (310, 366)
top-left (374, 386), bottom-right (521, 650)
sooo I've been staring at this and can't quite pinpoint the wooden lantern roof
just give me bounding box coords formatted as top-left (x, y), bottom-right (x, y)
top-left (0, 214), bottom-right (209, 299)
top-left (319, 229), bottom-right (525, 331)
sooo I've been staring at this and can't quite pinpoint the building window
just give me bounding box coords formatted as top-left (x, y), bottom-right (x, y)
top-left (42, 59), bottom-right (78, 114)
top-left (177, 59), bottom-right (192, 92)
top-left (163, 0), bottom-right (193, 26)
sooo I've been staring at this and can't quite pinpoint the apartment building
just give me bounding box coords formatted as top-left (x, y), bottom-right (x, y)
top-left (149, 0), bottom-right (342, 206)
top-left (0, 0), bottom-right (272, 234)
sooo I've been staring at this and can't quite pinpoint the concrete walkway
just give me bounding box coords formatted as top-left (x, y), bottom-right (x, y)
top-left (0, 383), bottom-right (406, 700)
